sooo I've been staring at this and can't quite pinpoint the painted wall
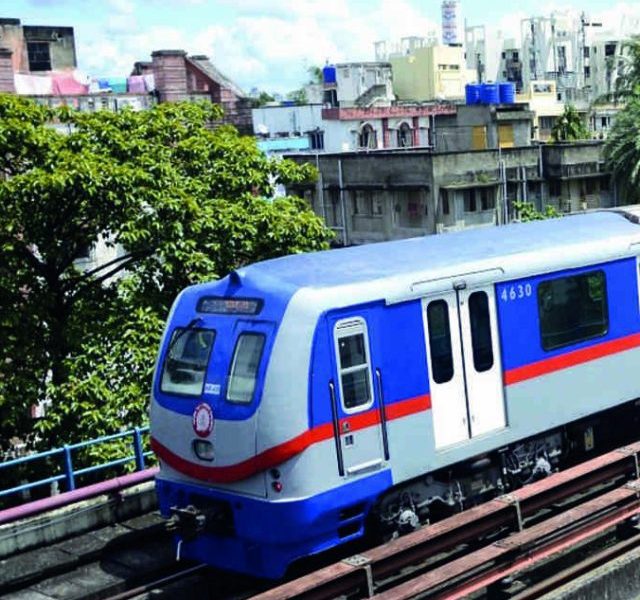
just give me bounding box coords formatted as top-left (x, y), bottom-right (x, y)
top-left (390, 45), bottom-right (469, 101)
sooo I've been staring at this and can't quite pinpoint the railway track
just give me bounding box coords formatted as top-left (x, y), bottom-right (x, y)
top-left (6, 441), bottom-right (640, 599)
top-left (254, 441), bottom-right (640, 600)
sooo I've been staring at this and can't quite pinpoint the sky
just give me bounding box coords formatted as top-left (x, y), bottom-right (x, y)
top-left (4, 0), bottom-right (639, 95)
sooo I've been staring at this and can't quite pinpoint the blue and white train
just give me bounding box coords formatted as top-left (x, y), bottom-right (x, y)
top-left (150, 209), bottom-right (640, 579)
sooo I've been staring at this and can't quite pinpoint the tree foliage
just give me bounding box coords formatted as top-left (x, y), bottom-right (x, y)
top-left (550, 105), bottom-right (590, 143)
top-left (512, 201), bottom-right (561, 222)
top-left (0, 95), bottom-right (330, 451)
top-left (604, 96), bottom-right (640, 203)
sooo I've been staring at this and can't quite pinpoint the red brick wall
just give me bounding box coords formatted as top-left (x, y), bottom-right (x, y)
top-left (151, 50), bottom-right (188, 102)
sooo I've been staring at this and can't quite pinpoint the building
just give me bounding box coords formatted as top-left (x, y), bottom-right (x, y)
top-left (516, 81), bottom-right (565, 141)
top-left (389, 43), bottom-right (470, 102)
top-left (0, 18), bottom-right (76, 76)
top-left (252, 60), bottom-right (458, 154)
top-left (432, 103), bottom-right (534, 152)
top-left (285, 103), bottom-right (613, 246)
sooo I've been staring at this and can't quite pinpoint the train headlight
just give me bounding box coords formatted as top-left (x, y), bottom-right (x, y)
top-left (193, 439), bottom-right (215, 461)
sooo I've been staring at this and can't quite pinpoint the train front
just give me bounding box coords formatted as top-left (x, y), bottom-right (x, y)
top-left (149, 271), bottom-right (302, 578)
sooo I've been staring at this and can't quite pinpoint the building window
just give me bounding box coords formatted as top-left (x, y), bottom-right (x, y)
top-left (584, 66), bottom-right (591, 78)
top-left (585, 178), bottom-right (597, 195)
top-left (472, 126), bottom-right (487, 150)
top-left (464, 189), bottom-right (477, 212)
top-left (226, 333), bottom-right (265, 404)
top-left (539, 116), bottom-right (556, 130)
top-left (334, 318), bottom-right (373, 412)
top-left (498, 124), bottom-right (514, 149)
top-left (397, 123), bottom-right (412, 147)
top-left (27, 41), bottom-right (52, 72)
top-left (397, 189), bottom-right (424, 228)
top-left (480, 188), bottom-right (494, 210)
top-left (359, 124), bottom-right (377, 149)
top-left (427, 300), bottom-right (454, 384)
top-left (442, 192), bottom-right (450, 215)
top-left (308, 129), bottom-right (325, 150)
top-left (549, 179), bottom-right (562, 197)
top-left (537, 270), bottom-right (608, 351)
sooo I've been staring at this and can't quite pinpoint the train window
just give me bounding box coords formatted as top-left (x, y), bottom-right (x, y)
top-left (226, 333), bottom-right (265, 404)
top-left (469, 291), bottom-right (494, 372)
top-left (161, 328), bottom-right (215, 396)
top-left (335, 319), bottom-right (374, 412)
top-left (538, 270), bottom-right (608, 351)
top-left (427, 300), bottom-right (454, 384)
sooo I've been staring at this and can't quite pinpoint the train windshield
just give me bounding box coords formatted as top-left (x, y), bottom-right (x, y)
top-left (161, 328), bottom-right (216, 396)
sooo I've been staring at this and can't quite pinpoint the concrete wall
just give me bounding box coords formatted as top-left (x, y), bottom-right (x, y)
top-left (335, 62), bottom-right (394, 107)
top-left (434, 105), bottom-right (534, 152)
top-left (390, 44), bottom-right (468, 101)
top-left (287, 141), bottom-right (612, 246)
top-left (252, 104), bottom-right (323, 137)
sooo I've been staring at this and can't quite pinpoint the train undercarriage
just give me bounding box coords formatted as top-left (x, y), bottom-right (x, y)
top-left (371, 398), bottom-right (640, 539)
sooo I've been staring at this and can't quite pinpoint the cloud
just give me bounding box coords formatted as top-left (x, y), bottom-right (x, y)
top-left (82, 0), bottom-right (640, 95)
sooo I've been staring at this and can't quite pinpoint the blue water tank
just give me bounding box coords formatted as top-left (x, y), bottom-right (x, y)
top-left (480, 82), bottom-right (500, 105)
top-left (465, 83), bottom-right (481, 105)
top-left (499, 82), bottom-right (516, 104)
top-left (322, 65), bottom-right (337, 84)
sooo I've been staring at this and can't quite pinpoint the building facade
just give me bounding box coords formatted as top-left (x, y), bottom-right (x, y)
top-left (286, 140), bottom-right (613, 246)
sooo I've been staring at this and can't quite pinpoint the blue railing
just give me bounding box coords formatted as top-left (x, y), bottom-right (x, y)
top-left (0, 426), bottom-right (154, 499)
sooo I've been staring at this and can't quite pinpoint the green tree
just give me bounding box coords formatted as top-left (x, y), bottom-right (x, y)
top-left (251, 90), bottom-right (275, 107)
top-left (512, 201), bottom-right (561, 221)
top-left (550, 105), bottom-right (590, 143)
top-left (604, 96), bottom-right (640, 202)
top-left (0, 95), bottom-right (330, 451)
top-left (307, 65), bottom-right (323, 85)
top-left (287, 88), bottom-right (309, 105)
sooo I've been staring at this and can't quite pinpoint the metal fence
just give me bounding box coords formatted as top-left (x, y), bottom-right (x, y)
top-left (0, 426), bottom-right (153, 500)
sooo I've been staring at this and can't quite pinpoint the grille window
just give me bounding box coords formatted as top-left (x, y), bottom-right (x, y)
top-left (226, 334), bottom-right (265, 404)
top-left (427, 300), bottom-right (454, 384)
top-left (27, 42), bottom-right (52, 72)
top-left (538, 270), bottom-right (608, 351)
top-left (335, 320), bottom-right (373, 411)
top-left (161, 328), bottom-right (215, 396)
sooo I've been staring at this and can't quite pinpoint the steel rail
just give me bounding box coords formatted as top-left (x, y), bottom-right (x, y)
top-left (104, 564), bottom-right (208, 600)
top-left (253, 441), bottom-right (640, 600)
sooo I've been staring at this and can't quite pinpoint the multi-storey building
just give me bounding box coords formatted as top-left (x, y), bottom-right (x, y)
top-left (284, 102), bottom-right (615, 246)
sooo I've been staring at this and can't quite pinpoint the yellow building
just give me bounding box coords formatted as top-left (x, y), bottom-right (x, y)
top-left (516, 81), bottom-right (565, 141)
top-left (389, 45), bottom-right (472, 102)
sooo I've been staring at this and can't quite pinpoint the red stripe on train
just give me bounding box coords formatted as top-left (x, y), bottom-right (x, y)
top-left (504, 332), bottom-right (640, 386)
top-left (151, 393), bottom-right (430, 483)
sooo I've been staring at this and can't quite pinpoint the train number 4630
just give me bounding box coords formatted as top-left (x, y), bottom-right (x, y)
top-left (500, 283), bottom-right (533, 302)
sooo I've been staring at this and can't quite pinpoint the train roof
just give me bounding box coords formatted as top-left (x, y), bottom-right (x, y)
top-left (235, 211), bottom-right (640, 294)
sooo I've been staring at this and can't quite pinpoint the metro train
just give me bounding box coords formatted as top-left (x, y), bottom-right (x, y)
top-left (150, 209), bottom-right (640, 579)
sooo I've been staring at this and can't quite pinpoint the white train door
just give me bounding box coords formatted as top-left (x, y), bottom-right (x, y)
top-left (329, 316), bottom-right (386, 478)
top-left (424, 285), bottom-right (506, 448)
top-left (459, 287), bottom-right (506, 437)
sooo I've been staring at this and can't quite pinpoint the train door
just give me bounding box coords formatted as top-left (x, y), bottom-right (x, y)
top-left (458, 286), bottom-right (506, 437)
top-left (329, 316), bottom-right (386, 477)
top-left (424, 285), bottom-right (506, 449)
